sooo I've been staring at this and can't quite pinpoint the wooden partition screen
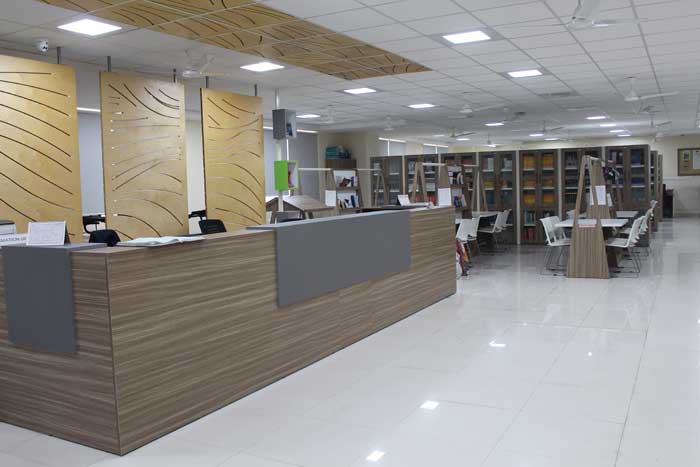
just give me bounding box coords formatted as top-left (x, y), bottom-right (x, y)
top-left (0, 55), bottom-right (82, 237)
top-left (100, 72), bottom-right (188, 240)
top-left (201, 89), bottom-right (264, 231)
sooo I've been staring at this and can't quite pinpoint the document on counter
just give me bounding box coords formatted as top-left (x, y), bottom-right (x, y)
top-left (324, 190), bottom-right (337, 207)
top-left (26, 221), bottom-right (66, 246)
top-left (118, 236), bottom-right (204, 247)
top-left (398, 194), bottom-right (410, 206)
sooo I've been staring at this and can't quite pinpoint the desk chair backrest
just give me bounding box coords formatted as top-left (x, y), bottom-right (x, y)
top-left (622, 217), bottom-right (644, 248)
top-left (199, 219), bottom-right (227, 234)
top-left (550, 216), bottom-right (569, 242)
top-left (494, 210), bottom-right (509, 232)
top-left (456, 218), bottom-right (478, 242)
top-left (566, 209), bottom-right (576, 220)
top-left (639, 208), bottom-right (653, 235)
top-left (88, 229), bottom-right (121, 247)
top-left (540, 216), bottom-right (557, 246)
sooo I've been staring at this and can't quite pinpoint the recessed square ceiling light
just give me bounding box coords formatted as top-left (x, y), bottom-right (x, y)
top-left (545, 137), bottom-right (559, 141)
top-left (529, 133), bottom-right (544, 137)
top-left (58, 19), bottom-right (121, 36)
top-left (241, 62), bottom-right (284, 72)
top-left (344, 87), bottom-right (376, 95)
top-left (366, 451), bottom-right (386, 462)
top-left (586, 115), bottom-right (607, 120)
top-left (420, 400), bottom-right (440, 410)
top-left (600, 123), bottom-right (616, 127)
top-left (508, 69), bottom-right (542, 78)
top-left (610, 129), bottom-right (625, 133)
top-left (485, 122), bottom-right (504, 127)
top-left (443, 30), bottom-right (491, 44)
top-left (297, 113), bottom-right (320, 119)
top-left (457, 137), bottom-right (470, 141)
top-left (408, 103), bottom-right (435, 109)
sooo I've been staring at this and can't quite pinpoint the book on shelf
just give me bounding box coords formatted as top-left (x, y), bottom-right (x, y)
top-left (0, 220), bottom-right (16, 235)
top-left (502, 158), bottom-right (513, 170)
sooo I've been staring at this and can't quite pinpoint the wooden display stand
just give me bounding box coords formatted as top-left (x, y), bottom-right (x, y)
top-left (441, 153), bottom-right (475, 217)
top-left (411, 163), bottom-right (450, 205)
top-left (567, 156), bottom-right (610, 279)
top-left (561, 147), bottom-right (603, 214)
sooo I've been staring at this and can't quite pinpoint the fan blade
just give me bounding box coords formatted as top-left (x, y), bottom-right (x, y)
top-left (549, 126), bottom-right (564, 132)
top-left (656, 121), bottom-right (672, 127)
top-left (638, 91), bottom-right (679, 101)
top-left (455, 131), bottom-right (475, 137)
top-left (592, 18), bottom-right (643, 27)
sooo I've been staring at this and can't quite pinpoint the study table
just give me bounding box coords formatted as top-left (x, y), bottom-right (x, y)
top-left (0, 207), bottom-right (455, 455)
top-left (555, 218), bottom-right (628, 229)
top-left (615, 210), bottom-right (640, 219)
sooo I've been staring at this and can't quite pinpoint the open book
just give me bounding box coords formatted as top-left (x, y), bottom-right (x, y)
top-left (118, 236), bottom-right (204, 247)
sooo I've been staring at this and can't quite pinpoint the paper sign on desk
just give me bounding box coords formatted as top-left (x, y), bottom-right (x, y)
top-left (437, 188), bottom-right (452, 207)
top-left (589, 185), bottom-right (607, 206)
top-left (398, 194), bottom-right (411, 206)
top-left (324, 190), bottom-right (337, 207)
top-left (693, 150), bottom-right (700, 170)
top-left (607, 193), bottom-right (613, 207)
top-left (26, 221), bottom-right (66, 246)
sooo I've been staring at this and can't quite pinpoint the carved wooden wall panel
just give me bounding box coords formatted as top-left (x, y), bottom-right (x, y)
top-left (0, 54), bottom-right (82, 238)
top-left (100, 72), bottom-right (188, 240)
top-left (41, 0), bottom-right (430, 79)
top-left (201, 89), bottom-right (264, 231)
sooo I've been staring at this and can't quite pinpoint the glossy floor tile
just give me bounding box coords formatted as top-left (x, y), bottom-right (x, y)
top-left (2, 217), bottom-right (700, 466)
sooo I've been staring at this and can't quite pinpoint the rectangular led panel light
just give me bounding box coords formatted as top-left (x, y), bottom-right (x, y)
top-left (610, 129), bottom-right (625, 133)
top-left (443, 30), bottom-right (491, 44)
top-left (508, 69), bottom-right (542, 78)
top-left (408, 103), bottom-right (435, 109)
top-left (58, 19), bottom-right (121, 36)
top-left (485, 122), bottom-right (504, 126)
top-left (600, 123), bottom-right (616, 127)
top-left (344, 87), bottom-right (376, 95)
top-left (586, 115), bottom-right (607, 120)
top-left (297, 114), bottom-right (320, 119)
top-left (241, 62), bottom-right (284, 72)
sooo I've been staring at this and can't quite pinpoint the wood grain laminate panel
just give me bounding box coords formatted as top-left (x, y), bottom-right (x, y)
top-left (106, 208), bottom-right (455, 454)
top-left (201, 89), bottom-right (265, 231)
top-left (0, 54), bottom-right (83, 238)
top-left (41, 1), bottom-right (430, 79)
top-left (100, 72), bottom-right (188, 240)
top-left (0, 253), bottom-right (119, 452)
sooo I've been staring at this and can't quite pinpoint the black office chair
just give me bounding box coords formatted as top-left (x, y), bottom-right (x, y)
top-left (199, 219), bottom-right (227, 234)
top-left (88, 229), bottom-right (121, 247)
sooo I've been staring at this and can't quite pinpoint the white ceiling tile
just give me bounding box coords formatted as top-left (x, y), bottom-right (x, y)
top-left (473, 2), bottom-right (556, 26)
top-left (495, 20), bottom-right (567, 38)
top-left (0, 19), bottom-right (29, 36)
top-left (455, 0), bottom-right (535, 11)
top-left (376, 36), bottom-right (444, 53)
top-left (404, 12), bottom-right (484, 35)
top-left (510, 31), bottom-right (576, 49)
top-left (473, 50), bottom-right (531, 64)
top-left (645, 29), bottom-right (700, 46)
top-left (527, 43), bottom-right (585, 59)
top-left (0, 0), bottom-right (79, 25)
top-left (642, 15), bottom-right (700, 35)
top-left (344, 23), bottom-right (420, 42)
top-left (487, 60), bottom-right (541, 72)
top-left (308, 8), bottom-right (394, 31)
top-left (583, 36), bottom-right (645, 52)
top-left (264, 0), bottom-right (364, 17)
top-left (573, 25), bottom-right (640, 42)
top-left (420, 55), bottom-right (479, 69)
top-left (636, 1), bottom-right (700, 20)
top-left (590, 47), bottom-right (647, 61)
top-left (374, 0), bottom-right (464, 21)
top-left (537, 54), bottom-right (592, 66)
top-left (401, 46), bottom-right (463, 62)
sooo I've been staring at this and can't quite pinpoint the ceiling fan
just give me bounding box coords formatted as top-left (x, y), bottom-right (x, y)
top-left (514, 120), bottom-right (564, 136)
top-left (319, 105), bottom-right (335, 125)
top-left (181, 51), bottom-right (217, 79)
top-left (449, 128), bottom-right (476, 139)
top-left (623, 77), bottom-right (678, 103)
top-left (566, 0), bottom-right (644, 30)
top-left (481, 133), bottom-right (501, 148)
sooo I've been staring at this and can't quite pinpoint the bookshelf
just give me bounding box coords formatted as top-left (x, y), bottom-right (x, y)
top-left (656, 153), bottom-right (664, 221)
top-left (480, 151), bottom-right (515, 240)
top-left (441, 152), bottom-right (476, 216)
top-left (605, 145), bottom-right (651, 211)
top-left (520, 149), bottom-right (559, 244)
top-left (332, 168), bottom-right (363, 212)
top-left (561, 147), bottom-right (602, 215)
top-left (405, 154), bottom-right (438, 205)
top-left (370, 156), bottom-right (404, 206)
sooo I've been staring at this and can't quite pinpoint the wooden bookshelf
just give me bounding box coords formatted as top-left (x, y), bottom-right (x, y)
top-left (441, 152), bottom-right (476, 216)
top-left (520, 149), bottom-right (559, 244)
top-left (656, 153), bottom-right (664, 221)
top-left (405, 154), bottom-right (438, 205)
top-left (561, 147), bottom-right (602, 215)
top-left (370, 156), bottom-right (404, 206)
top-left (332, 168), bottom-right (363, 211)
top-left (605, 145), bottom-right (651, 211)
top-left (480, 151), bottom-right (515, 240)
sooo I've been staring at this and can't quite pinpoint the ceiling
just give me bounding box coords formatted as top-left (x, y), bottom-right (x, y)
top-left (0, 0), bottom-right (699, 146)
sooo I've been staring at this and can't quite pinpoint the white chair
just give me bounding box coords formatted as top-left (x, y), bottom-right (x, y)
top-left (607, 216), bottom-right (644, 276)
top-left (566, 209), bottom-right (576, 220)
top-left (478, 210), bottom-right (509, 252)
top-left (456, 218), bottom-right (479, 266)
top-left (540, 216), bottom-right (570, 275)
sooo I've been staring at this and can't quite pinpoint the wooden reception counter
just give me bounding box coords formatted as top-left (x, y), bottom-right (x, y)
top-left (0, 207), bottom-right (455, 455)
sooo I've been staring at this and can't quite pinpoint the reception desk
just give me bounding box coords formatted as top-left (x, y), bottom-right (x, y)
top-left (0, 207), bottom-right (455, 455)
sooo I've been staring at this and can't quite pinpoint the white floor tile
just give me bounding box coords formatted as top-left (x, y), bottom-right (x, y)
top-left (0, 452), bottom-right (48, 467)
top-left (617, 424), bottom-right (700, 467)
top-left (0, 424), bottom-right (39, 451)
top-left (8, 434), bottom-right (115, 467)
top-left (89, 436), bottom-right (234, 467)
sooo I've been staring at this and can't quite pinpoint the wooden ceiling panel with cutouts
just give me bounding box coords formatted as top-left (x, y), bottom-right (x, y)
top-left (40, 0), bottom-right (430, 79)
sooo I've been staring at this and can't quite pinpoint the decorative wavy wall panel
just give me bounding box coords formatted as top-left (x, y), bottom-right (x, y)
top-left (41, 0), bottom-right (430, 80)
top-left (201, 89), bottom-right (264, 231)
top-left (100, 72), bottom-right (188, 240)
top-left (0, 54), bottom-right (82, 238)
